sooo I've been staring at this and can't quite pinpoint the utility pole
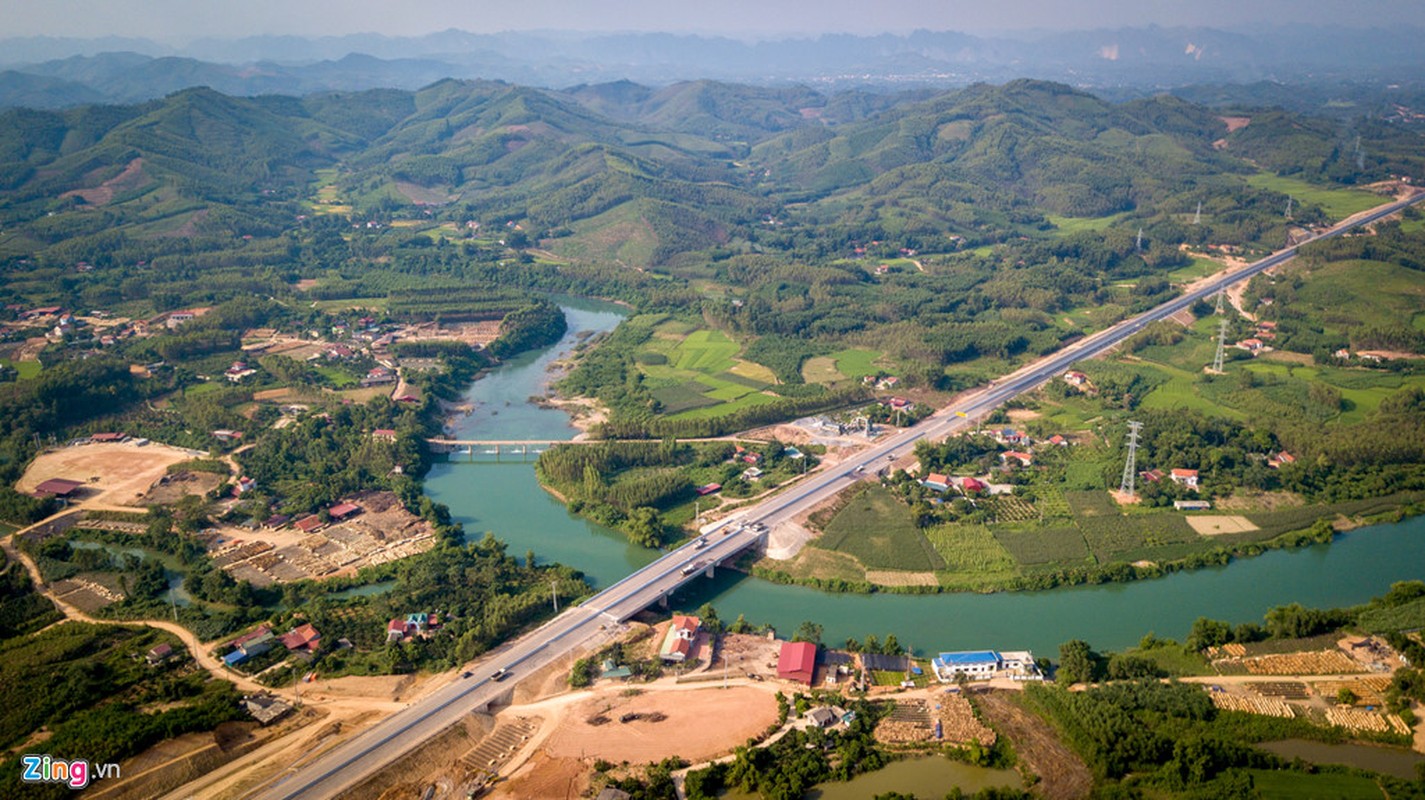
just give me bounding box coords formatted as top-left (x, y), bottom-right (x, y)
top-left (1119, 421), bottom-right (1143, 498)
top-left (1193, 201), bottom-right (1202, 226)
top-left (550, 579), bottom-right (558, 614)
top-left (1212, 318), bottom-right (1228, 373)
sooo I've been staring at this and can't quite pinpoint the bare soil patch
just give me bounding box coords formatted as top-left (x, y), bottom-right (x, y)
top-left (977, 691), bottom-right (1091, 800)
top-left (17, 441), bottom-right (201, 506)
top-left (143, 471), bottom-right (225, 506)
top-left (489, 753), bottom-right (588, 800)
top-left (1220, 116), bottom-right (1251, 133)
top-left (543, 686), bottom-right (776, 764)
top-left (1185, 515), bottom-right (1260, 536)
top-left (1217, 490), bottom-right (1304, 512)
top-left (865, 569), bottom-right (939, 587)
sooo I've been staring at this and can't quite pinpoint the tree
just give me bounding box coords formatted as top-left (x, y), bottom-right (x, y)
top-left (1057, 639), bottom-right (1102, 684)
top-left (793, 620), bottom-right (823, 645)
top-left (1336, 687), bottom-right (1358, 706)
top-left (1187, 617), bottom-right (1232, 651)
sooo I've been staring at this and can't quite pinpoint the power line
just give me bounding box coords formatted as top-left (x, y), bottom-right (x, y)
top-left (1119, 421), bottom-right (1144, 497)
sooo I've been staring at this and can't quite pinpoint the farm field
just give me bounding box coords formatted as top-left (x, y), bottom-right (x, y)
top-left (801, 348), bottom-right (884, 385)
top-left (815, 485), bottom-right (945, 572)
top-left (1045, 211), bottom-right (1130, 234)
top-left (0, 358), bottom-right (42, 380)
top-left (1244, 173), bottom-right (1384, 219)
top-left (1246, 770), bottom-right (1385, 800)
top-left (634, 322), bottom-right (782, 418)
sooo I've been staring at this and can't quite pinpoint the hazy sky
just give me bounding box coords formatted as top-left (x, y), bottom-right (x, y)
top-left (4, 0), bottom-right (1424, 40)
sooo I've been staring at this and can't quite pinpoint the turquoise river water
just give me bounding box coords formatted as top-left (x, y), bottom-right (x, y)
top-left (422, 301), bottom-right (1425, 655)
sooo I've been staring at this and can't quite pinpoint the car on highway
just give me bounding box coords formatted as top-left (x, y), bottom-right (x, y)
top-left (694, 537), bottom-right (708, 549)
top-left (461, 671), bottom-right (472, 678)
top-left (680, 562), bottom-right (700, 575)
top-left (489, 668), bottom-right (510, 681)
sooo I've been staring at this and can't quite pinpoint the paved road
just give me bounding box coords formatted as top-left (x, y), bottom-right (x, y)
top-left (251, 191), bottom-right (1423, 800)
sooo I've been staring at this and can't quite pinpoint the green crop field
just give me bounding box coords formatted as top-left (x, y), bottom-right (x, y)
top-left (992, 526), bottom-right (1091, 566)
top-left (1076, 513), bottom-right (1202, 563)
top-left (1166, 256), bottom-right (1225, 283)
top-left (924, 524), bottom-right (1016, 573)
top-left (1245, 173), bottom-right (1384, 219)
top-left (0, 359), bottom-right (41, 380)
top-left (1357, 596), bottom-right (1425, 635)
top-left (1246, 770), bottom-right (1384, 800)
top-left (817, 485), bottom-right (946, 571)
top-left (831, 348), bottom-right (883, 379)
top-left (632, 320), bottom-right (788, 420)
top-left (1064, 490), bottom-right (1118, 517)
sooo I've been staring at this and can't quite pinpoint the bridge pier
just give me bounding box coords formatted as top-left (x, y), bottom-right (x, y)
top-left (703, 564), bottom-right (715, 579)
top-left (658, 593), bottom-right (669, 609)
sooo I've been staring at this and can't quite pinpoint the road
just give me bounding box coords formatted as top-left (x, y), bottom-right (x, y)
top-left (251, 190), bottom-right (1423, 800)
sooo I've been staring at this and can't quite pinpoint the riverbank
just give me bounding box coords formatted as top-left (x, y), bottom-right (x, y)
top-left (748, 495), bottom-right (1425, 596)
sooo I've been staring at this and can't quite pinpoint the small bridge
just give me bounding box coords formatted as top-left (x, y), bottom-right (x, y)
top-left (426, 436), bottom-right (773, 460)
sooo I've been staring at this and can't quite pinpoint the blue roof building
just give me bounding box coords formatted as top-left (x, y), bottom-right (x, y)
top-left (931, 649), bottom-right (1041, 682)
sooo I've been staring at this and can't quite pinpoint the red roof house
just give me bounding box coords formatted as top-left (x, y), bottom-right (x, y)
top-left (279, 623), bottom-right (321, 653)
top-left (328, 502), bottom-right (361, 520)
top-left (961, 477), bottom-right (987, 493)
top-left (659, 615), bottom-right (702, 662)
top-left (1170, 469), bottom-right (1200, 489)
top-left (294, 515), bottom-right (324, 533)
top-left (777, 641), bottom-right (818, 686)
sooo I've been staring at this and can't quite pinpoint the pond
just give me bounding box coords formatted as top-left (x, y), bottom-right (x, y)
top-left (1258, 738), bottom-right (1425, 780)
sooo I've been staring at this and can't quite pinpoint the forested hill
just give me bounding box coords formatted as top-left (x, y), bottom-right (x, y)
top-left (1, 77), bottom-right (1421, 275)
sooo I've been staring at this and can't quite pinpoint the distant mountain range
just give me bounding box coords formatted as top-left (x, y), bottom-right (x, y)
top-left (1, 25), bottom-right (1423, 110)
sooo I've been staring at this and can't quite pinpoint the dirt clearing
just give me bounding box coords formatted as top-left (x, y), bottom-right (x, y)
top-left (1185, 515), bottom-right (1260, 536)
top-left (977, 691), bottom-right (1091, 800)
top-left (543, 686), bottom-right (776, 764)
top-left (17, 441), bottom-right (204, 506)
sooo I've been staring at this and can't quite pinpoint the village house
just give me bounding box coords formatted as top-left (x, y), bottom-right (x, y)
top-left (1063, 370), bottom-right (1090, 388)
top-left (1170, 468), bottom-right (1200, 489)
top-left (372, 428), bottom-right (397, 442)
top-left (146, 643), bottom-right (176, 666)
top-left (959, 476), bottom-right (988, 494)
top-left (1000, 451), bottom-right (1034, 467)
top-left (921, 472), bottom-right (951, 492)
top-left (279, 623), bottom-right (321, 655)
top-left (242, 694), bottom-right (294, 725)
top-left (931, 650), bottom-right (1040, 682)
top-left (1139, 468), bottom-right (1165, 483)
top-left (225, 361), bottom-right (257, 382)
top-left (212, 429), bottom-right (243, 443)
top-left (293, 515), bottom-right (324, 534)
top-left (1268, 451), bottom-right (1297, 469)
top-left (1236, 338), bottom-right (1264, 354)
top-left (742, 467), bottom-right (764, 481)
top-left (235, 476), bottom-right (257, 495)
top-left (327, 501), bottom-right (362, 521)
top-left (224, 626), bottom-right (275, 666)
top-left (361, 366), bottom-right (396, 387)
top-left (1174, 500), bottom-right (1213, 510)
top-left (659, 615), bottom-right (701, 663)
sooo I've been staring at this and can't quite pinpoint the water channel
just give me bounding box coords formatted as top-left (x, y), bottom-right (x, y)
top-left (422, 301), bottom-right (1425, 655)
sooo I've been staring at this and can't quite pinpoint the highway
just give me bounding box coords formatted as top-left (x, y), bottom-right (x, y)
top-left (251, 190), bottom-right (1422, 799)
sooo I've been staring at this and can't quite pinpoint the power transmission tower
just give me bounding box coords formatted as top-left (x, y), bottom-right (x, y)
top-left (1285, 196), bottom-right (1293, 219)
top-left (1214, 288), bottom-right (1225, 315)
top-left (1193, 201), bottom-right (1202, 225)
top-left (1135, 227), bottom-right (1144, 251)
top-left (1119, 421), bottom-right (1144, 497)
top-left (1212, 317), bottom-right (1228, 373)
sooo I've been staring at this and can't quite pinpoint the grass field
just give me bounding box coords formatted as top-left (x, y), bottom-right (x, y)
top-left (312, 364), bottom-right (357, 388)
top-left (1245, 769), bottom-right (1384, 800)
top-left (1357, 596), bottom-right (1425, 635)
top-left (0, 359), bottom-right (41, 380)
top-left (801, 348), bottom-right (884, 385)
top-left (1166, 256), bottom-right (1226, 283)
top-left (817, 485), bottom-right (946, 571)
top-left (1076, 514), bottom-right (1203, 563)
top-left (1115, 644), bottom-right (1215, 677)
top-left (1046, 211), bottom-right (1130, 234)
top-left (1245, 173), bottom-right (1383, 220)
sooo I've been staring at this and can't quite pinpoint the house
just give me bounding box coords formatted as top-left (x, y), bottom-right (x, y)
top-left (784, 446), bottom-right (804, 459)
top-left (242, 694), bottom-right (294, 725)
top-left (1236, 338), bottom-right (1264, 353)
top-left (777, 641), bottom-right (818, 685)
top-left (293, 515), bottom-right (324, 534)
top-left (1139, 468), bottom-right (1165, 483)
top-left (1174, 500), bottom-right (1213, 511)
top-left (922, 472), bottom-right (951, 491)
top-left (1001, 451), bottom-right (1034, 467)
top-left (328, 502), bottom-right (361, 521)
top-left (33, 478), bottom-right (85, 498)
top-left (876, 376), bottom-right (900, 390)
top-left (225, 361), bottom-right (257, 382)
top-left (695, 483), bottom-right (722, 496)
top-left (807, 707), bottom-right (839, 728)
top-left (165, 309), bottom-right (202, 329)
top-left (1048, 435), bottom-right (1068, 447)
top-left (888, 396), bottom-right (910, 410)
top-left (361, 367), bottom-right (396, 387)
top-left (21, 305), bottom-right (63, 320)
top-left (1334, 349), bottom-right (1352, 360)
top-left (372, 429), bottom-right (397, 441)
top-left (212, 429), bottom-right (243, 443)
top-left (1169, 469), bottom-right (1199, 489)
top-left (263, 514), bottom-right (291, 529)
top-left (386, 619), bottom-right (410, 643)
top-left (931, 651), bottom-right (1003, 681)
top-left (740, 452), bottom-right (763, 465)
top-left (146, 643), bottom-right (175, 666)
top-left (960, 477), bottom-right (987, 494)
top-left (230, 626), bottom-right (275, 659)
top-left (235, 476), bottom-right (257, 494)
top-left (742, 467), bottom-right (764, 481)
top-left (1063, 371), bottom-right (1089, 388)
top-left (659, 615), bottom-right (701, 663)
top-left (1257, 321), bottom-right (1277, 330)
top-left (279, 623), bottom-right (321, 654)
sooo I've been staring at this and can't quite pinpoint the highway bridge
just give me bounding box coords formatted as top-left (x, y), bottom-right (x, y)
top-left (252, 190), bottom-right (1423, 800)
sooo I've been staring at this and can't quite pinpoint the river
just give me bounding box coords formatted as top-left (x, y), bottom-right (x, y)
top-left (422, 301), bottom-right (1425, 655)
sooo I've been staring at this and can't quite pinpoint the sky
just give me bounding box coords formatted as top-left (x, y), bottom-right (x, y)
top-left (3, 0), bottom-right (1424, 40)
